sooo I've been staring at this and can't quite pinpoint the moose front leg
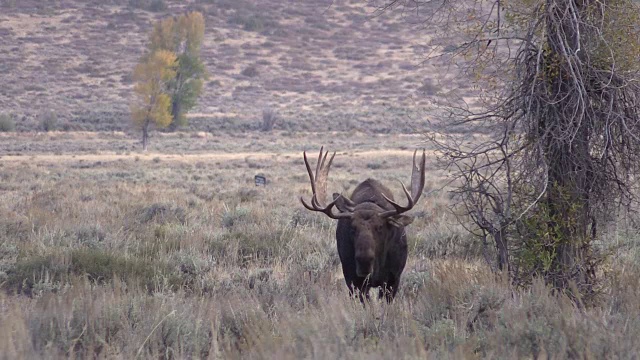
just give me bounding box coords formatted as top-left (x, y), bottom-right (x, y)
top-left (378, 277), bottom-right (399, 303)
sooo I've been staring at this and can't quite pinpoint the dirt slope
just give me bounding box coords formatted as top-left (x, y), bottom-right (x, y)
top-left (0, 0), bottom-right (470, 132)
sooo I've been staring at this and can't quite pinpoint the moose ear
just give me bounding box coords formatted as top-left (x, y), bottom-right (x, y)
top-left (388, 215), bottom-right (414, 228)
top-left (333, 193), bottom-right (355, 212)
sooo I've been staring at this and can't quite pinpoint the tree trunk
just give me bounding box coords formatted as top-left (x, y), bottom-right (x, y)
top-left (168, 97), bottom-right (181, 131)
top-left (168, 70), bottom-right (183, 132)
top-left (142, 119), bottom-right (149, 152)
top-left (494, 223), bottom-right (509, 272)
top-left (541, 0), bottom-right (595, 295)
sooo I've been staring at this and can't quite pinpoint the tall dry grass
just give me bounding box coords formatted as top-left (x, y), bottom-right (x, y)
top-left (1, 132), bottom-right (639, 359)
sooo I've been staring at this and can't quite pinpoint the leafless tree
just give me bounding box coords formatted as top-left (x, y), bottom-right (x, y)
top-left (368, 0), bottom-right (640, 298)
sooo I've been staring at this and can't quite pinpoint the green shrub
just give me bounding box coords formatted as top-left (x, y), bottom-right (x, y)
top-left (60, 121), bottom-right (73, 131)
top-left (242, 16), bottom-right (263, 31)
top-left (418, 79), bottom-right (440, 95)
top-left (128, 0), bottom-right (168, 11)
top-left (443, 44), bottom-right (458, 53)
top-left (148, 0), bottom-right (166, 11)
top-left (241, 65), bottom-right (259, 77)
top-left (207, 231), bottom-right (250, 260)
top-left (228, 14), bottom-right (277, 32)
top-left (38, 110), bottom-right (57, 132)
top-left (75, 224), bottom-right (106, 246)
top-left (3, 254), bottom-right (68, 296)
top-left (138, 203), bottom-right (187, 225)
top-left (27, 292), bottom-right (214, 358)
top-left (261, 108), bottom-right (278, 132)
top-left (135, 224), bottom-right (184, 257)
top-left (128, 0), bottom-right (150, 9)
top-left (366, 162), bottom-right (383, 170)
top-left (238, 188), bottom-right (260, 203)
top-left (222, 207), bottom-right (250, 228)
top-left (0, 113), bottom-right (15, 132)
top-left (1, 0), bottom-right (18, 8)
top-left (4, 249), bottom-right (181, 295)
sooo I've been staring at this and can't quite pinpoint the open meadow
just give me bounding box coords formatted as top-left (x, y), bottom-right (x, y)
top-left (1, 131), bottom-right (640, 359)
top-left (2, 0), bottom-right (640, 358)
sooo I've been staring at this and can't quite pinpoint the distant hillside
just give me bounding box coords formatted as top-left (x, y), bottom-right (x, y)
top-left (0, 0), bottom-right (473, 133)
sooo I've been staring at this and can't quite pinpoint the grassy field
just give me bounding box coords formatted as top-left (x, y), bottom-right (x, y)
top-left (2, 0), bottom-right (639, 358)
top-left (1, 131), bottom-right (639, 359)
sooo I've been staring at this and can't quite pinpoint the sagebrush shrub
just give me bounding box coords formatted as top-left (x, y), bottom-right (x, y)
top-left (0, 113), bottom-right (15, 132)
top-left (38, 111), bottom-right (57, 132)
top-left (261, 108), bottom-right (278, 131)
top-left (241, 65), bottom-right (259, 78)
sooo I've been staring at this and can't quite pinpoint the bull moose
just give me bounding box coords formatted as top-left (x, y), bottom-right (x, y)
top-left (300, 147), bottom-right (426, 303)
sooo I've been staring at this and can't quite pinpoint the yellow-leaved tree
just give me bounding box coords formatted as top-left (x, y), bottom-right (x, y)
top-left (148, 12), bottom-right (207, 130)
top-left (131, 50), bottom-right (177, 151)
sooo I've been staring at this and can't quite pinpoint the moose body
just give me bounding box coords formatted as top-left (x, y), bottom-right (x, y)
top-left (335, 179), bottom-right (410, 302)
top-left (301, 148), bottom-right (425, 303)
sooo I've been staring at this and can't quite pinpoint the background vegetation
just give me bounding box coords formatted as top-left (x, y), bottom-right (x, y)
top-left (0, 0), bottom-right (448, 133)
top-left (384, 0), bottom-right (640, 299)
top-left (1, 0), bottom-right (640, 358)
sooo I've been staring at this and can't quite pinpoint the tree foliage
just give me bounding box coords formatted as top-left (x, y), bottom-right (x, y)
top-left (148, 12), bottom-right (207, 129)
top-left (373, 0), bottom-right (640, 300)
top-left (131, 50), bottom-right (177, 151)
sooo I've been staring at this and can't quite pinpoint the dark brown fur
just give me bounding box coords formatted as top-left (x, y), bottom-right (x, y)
top-left (301, 147), bottom-right (425, 303)
top-left (334, 179), bottom-right (412, 303)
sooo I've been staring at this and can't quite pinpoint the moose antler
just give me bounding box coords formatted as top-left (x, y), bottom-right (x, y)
top-left (300, 147), bottom-right (352, 219)
top-left (381, 149), bottom-right (427, 218)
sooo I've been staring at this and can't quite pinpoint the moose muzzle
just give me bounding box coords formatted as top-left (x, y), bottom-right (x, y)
top-left (355, 256), bottom-right (374, 277)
